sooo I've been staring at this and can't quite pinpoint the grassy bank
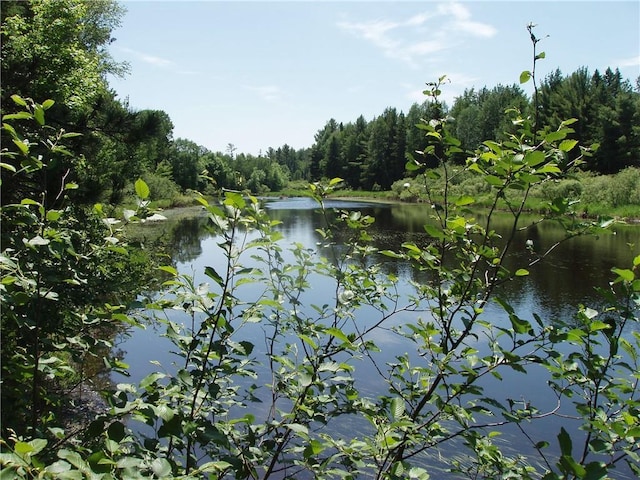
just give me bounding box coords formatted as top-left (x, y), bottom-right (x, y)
top-left (114, 168), bottom-right (639, 223)
top-left (269, 170), bottom-right (639, 221)
top-left (385, 167), bottom-right (640, 221)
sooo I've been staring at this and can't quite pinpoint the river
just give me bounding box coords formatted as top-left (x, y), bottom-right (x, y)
top-left (115, 198), bottom-right (639, 478)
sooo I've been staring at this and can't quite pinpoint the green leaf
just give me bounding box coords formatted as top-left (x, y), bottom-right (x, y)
top-left (380, 250), bottom-right (404, 259)
top-left (583, 307), bottom-right (598, 319)
top-left (3, 112), bottom-right (33, 121)
top-left (455, 195), bottom-right (475, 206)
top-left (60, 132), bottom-right (82, 139)
top-left (140, 372), bottom-right (166, 389)
top-left (154, 404), bottom-right (176, 423)
top-left (304, 439), bottom-right (325, 458)
top-left (519, 70), bottom-right (532, 84)
top-left (589, 321), bottom-right (612, 333)
top-left (558, 427), bottom-right (572, 456)
top-left (524, 150), bottom-right (546, 167)
top-left (390, 397), bottom-right (405, 419)
top-left (13, 139), bottom-right (29, 155)
top-left (198, 461), bottom-right (233, 472)
top-left (11, 94), bottom-right (27, 107)
top-left (134, 178), bottom-right (150, 200)
top-left (583, 461), bottom-right (607, 480)
top-left (44, 460), bottom-right (75, 476)
top-left (14, 441), bottom-right (35, 455)
top-left (560, 118), bottom-right (579, 127)
top-left (405, 159), bottom-right (422, 171)
top-left (326, 327), bottom-right (351, 344)
top-left (485, 175), bottom-right (503, 187)
top-left (58, 449), bottom-right (88, 470)
top-left (150, 458), bottom-right (172, 477)
top-left (535, 51), bottom-right (546, 60)
top-left (536, 164), bottom-right (562, 174)
top-left (116, 456), bottom-right (143, 469)
top-left (611, 268), bottom-right (634, 282)
top-left (589, 439), bottom-right (609, 453)
top-left (446, 216), bottom-right (466, 233)
top-left (158, 265), bottom-right (178, 276)
top-left (319, 361), bottom-right (342, 373)
top-left (42, 99), bottom-right (55, 110)
top-left (28, 235), bottom-right (50, 246)
top-left (545, 131), bottom-right (568, 143)
top-left (559, 455), bottom-right (586, 477)
top-left (559, 139), bottom-right (578, 152)
top-left (204, 266), bottom-right (224, 285)
top-left (51, 146), bottom-right (72, 156)
top-left (518, 173), bottom-right (543, 184)
top-left (515, 269), bottom-right (529, 277)
top-left (598, 218), bottom-right (615, 229)
top-left (299, 334), bottom-right (318, 350)
top-left (286, 423), bottom-right (309, 435)
top-left (423, 224), bottom-right (444, 239)
top-left (509, 314), bottom-right (531, 334)
top-left (408, 467), bottom-right (430, 480)
top-left (34, 105), bottom-right (45, 126)
top-left (46, 210), bottom-right (62, 221)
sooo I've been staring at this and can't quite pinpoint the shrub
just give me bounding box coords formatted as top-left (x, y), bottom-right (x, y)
top-left (141, 172), bottom-right (181, 201)
top-left (609, 167), bottom-right (640, 206)
top-left (538, 178), bottom-right (583, 202)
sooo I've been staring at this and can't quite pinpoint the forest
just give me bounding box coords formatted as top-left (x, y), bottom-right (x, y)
top-left (1, 1), bottom-right (639, 478)
top-left (2, 0), bottom-right (639, 207)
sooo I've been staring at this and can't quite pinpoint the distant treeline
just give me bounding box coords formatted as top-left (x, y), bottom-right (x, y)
top-left (2, 0), bottom-right (639, 204)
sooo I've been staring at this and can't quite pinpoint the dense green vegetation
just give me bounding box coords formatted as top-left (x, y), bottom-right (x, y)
top-left (1, 1), bottom-right (639, 478)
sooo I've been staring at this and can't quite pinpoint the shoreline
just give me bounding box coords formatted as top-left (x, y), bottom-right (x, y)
top-left (149, 197), bottom-right (639, 226)
top-left (328, 195), bottom-right (640, 224)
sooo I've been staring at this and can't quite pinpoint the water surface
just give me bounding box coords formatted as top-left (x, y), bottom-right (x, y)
top-left (116, 198), bottom-right (639, 477)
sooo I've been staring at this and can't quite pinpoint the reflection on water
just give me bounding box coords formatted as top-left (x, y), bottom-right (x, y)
top-left (117, 199), bottom-right (639, 477)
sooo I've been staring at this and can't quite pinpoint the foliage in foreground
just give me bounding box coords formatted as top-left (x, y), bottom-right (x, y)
top-left (1, 38), bottom-right (639, 480)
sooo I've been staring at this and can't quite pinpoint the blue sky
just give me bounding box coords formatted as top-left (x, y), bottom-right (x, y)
top-left (107, 1), bottom-right (640, 156)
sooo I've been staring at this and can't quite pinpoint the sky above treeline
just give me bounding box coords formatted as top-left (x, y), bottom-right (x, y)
top-left (107, 1), bottom-right (640, 156)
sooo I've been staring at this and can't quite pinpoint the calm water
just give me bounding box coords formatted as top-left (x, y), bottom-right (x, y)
top-left (116, 198), bottom-right (639, 477)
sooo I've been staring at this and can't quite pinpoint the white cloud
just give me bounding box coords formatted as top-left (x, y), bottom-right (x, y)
top-left (435, 2), bottom-right (496, 37)
top-left (244, 85), bottom-right (284, 103)
top-left (616, 55), bottom-right (640, 68)
top-left (118, 47), bottom-right (174, 67)
top-left (452, 20), bottom-right (497, 38)
top-left (405, 12), bottom-right (432, 27)
top-left (337, 2), bottom-right (496, 68)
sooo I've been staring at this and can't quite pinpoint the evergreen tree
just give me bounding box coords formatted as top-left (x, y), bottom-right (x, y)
top-left (538, 67), bottom-right (640, 173)
top-left (323, 133), bottom-right (343, 179)
top-left (341, 116), bottom-right (369, 188)
top-left (405, 102), bottom-right (431, 158)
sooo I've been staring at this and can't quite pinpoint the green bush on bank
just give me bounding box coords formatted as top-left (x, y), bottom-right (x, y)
top-left (391, 167), bottom-right (640, 217)
top-left (579, 167), bottom-right (640, 209)
top-left (117, 173), bottom-right (199, 210)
